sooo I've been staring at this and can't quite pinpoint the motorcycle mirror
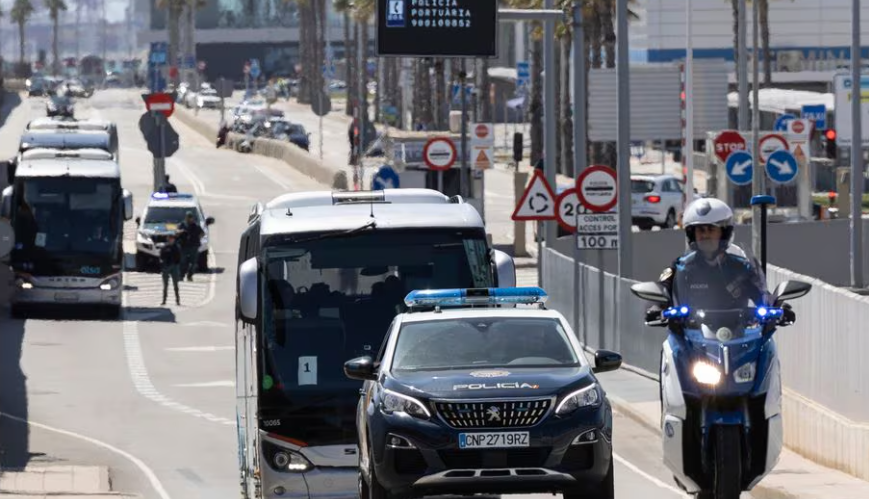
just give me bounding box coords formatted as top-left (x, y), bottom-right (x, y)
top-left (771, 280), bottom-right (812, 307)
top-left (630, 282), bottom-right (670, 304)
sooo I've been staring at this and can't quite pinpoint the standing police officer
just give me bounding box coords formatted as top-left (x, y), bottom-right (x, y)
top-left (177, 212), bottom-right (204, 282)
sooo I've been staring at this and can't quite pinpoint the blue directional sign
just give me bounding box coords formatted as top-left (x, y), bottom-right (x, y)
top-left (774, 114), bottom-right (795, 132)
top-left (372, 165), bottom-right (400, 190)
top-left (725, 150), bottom-right (754, 186)
top-left (250, 59), bottom-right (261, 78)
top-left (765, 149), bottom-right (799, 184)
top-left (147, 42), bottom-right (169, 93)
top-left (516, 61), bottom-right (530, 89)
top-left (801, 104), bottom-right (826, 130)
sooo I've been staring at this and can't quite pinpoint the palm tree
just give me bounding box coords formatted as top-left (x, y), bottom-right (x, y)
top-left (45, 0), bottom-right (66, 76)
top-left (10, 0), bottom-right (34, 71)
top-left (333, 0), bottom-right (355, 115)
top-left (156, 0), bottom-right (184, 84)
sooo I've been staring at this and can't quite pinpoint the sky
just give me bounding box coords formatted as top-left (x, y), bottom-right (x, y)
top-left (0, 0), bottom-right (130, 24)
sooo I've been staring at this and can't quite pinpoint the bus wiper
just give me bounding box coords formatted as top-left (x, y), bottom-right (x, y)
top-left (289, 220), bottom-right (377, 244)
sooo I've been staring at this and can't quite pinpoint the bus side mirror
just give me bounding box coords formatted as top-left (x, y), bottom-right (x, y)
top-left (239, 257), bottom-right (259, 323)
top-left (1, 186), bottom-right (12, 219)
top-left (122, 189), bottom-right (133, 221)
top-left (493, 249), bottom-right (516, 288)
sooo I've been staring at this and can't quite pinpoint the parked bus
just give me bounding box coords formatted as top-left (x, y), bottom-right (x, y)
top-left (0, 148), bottom-right (133, 318)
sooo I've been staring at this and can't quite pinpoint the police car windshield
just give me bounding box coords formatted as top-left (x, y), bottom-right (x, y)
top-left (144, 206), bottom-right (199, 225)
top-left (391, 317), bottom-right (579, 372)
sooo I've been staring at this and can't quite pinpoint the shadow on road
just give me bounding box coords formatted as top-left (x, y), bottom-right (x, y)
top-left (0, 313), bottom-right (29, 471)
top-left (0, 91), bottom-right (23, 131)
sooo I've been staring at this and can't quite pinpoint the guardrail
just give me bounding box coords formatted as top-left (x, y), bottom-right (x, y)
top-left (542, 245), bottom-right (869, 481)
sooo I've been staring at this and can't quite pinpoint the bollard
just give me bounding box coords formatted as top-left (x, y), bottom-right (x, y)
top-left (333, 171), bottom-right (349, 191)
top-left (514, 171), bottom-right (530, 257)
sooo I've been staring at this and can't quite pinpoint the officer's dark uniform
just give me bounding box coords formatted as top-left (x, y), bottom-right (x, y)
top-left (658, 250), bottom-right (769, 310)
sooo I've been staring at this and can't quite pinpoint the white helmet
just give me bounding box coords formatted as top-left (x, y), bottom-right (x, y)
top-left (682, 198), bottom-right (734, 250)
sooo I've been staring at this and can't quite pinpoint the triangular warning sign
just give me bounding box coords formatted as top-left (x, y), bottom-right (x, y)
top-left (793, 144), bottom-right (806, 163)
top-left (474, 148), bottom-right (492, 169)
top-left (512, 169), bottom-right (558, 221)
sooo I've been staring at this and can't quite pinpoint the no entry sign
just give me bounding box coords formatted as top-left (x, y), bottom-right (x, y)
top-left (423, 137), bottom-right (457, 171)
top-left (576, 165), bottom-right (618, 213)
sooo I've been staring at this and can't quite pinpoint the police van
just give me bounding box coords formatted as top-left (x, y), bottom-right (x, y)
top-left (134, 192), bottom-right (215, 271)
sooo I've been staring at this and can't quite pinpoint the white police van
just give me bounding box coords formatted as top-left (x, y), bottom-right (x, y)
top-left (134, 192), bottom-right (215, 271)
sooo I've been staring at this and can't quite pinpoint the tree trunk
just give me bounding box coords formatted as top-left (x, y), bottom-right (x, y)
top-left (760, 0), bottom-right (771, 86)
top-left (360, 18), bottom-right (369, 124)
top-left (560, 33), bottom-right (574, 177)
top-left (18, 20), bottom-right (24, 64)
top-left (554, 43), bottom-right (562, 174)
top-left (343, 10), bottom-right (353, 115)
top-left (530, 33), bottom-right (543, 166)
top-left (434, 58), bottom-right (446, 130)
top-left (167, 2), bottom-right (181, 84)
top-left (350, 20), bottom-right (359, 115)
top-left (590, 3), bottom-right (603, 164)
top-left (731, 0), bottom-right (740, 90)
top-left (52, 14), bottom-right (59, 76)
top-left (480, 58), bottom-right (491, 122)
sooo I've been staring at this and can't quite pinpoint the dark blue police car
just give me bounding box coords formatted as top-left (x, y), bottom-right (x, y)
top-left (344, 287), bottom-right (623, 499)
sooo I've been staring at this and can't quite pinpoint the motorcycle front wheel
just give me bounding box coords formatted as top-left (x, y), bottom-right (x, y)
top-left (697, 426), bottom-right (742, 499)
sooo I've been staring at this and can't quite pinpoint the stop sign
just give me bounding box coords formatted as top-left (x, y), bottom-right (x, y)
top-left (143, 92), bottom-right (175, 118)
top-left (713, 130), bottom-right (747, 163)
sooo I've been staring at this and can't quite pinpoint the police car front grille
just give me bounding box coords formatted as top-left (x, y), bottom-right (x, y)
top-left (151, 235), bottom-right (169, 244)
top-left (434, 399), bottom-right (552, 429)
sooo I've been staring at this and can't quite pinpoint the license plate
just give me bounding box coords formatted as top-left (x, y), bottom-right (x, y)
top-left (54, 292), bottom-right (79, 302)
top-left (458, 432), bottom-right (529, 449)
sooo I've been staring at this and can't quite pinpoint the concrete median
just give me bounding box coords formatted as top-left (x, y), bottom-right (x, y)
top-left (172, 105), bottom-right (349, 188)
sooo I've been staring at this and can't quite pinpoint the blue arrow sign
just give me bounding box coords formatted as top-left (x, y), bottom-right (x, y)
top-left (725, 150), bottom-right (753, 185)
top-left (765, 149), bottom-right (798, 184)
top-left (801, 104), bottom-right (826, 130)
top-left (250, 59), bottom-right (261, 78)
top-left (774, 114), bottom-right (795, 132)
top-left (372, 165), bottom-right (400, 190)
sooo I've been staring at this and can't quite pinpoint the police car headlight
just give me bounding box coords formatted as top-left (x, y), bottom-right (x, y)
top-left (555, 384), bottom-right (601, 416)
top-left (380, 389), bottom-right (430, 419)
top-left (692, 361), bottom-right (722, 386)
top-left (734, 362), bottom-right (756, 384)
top-left (15, 277), bottom-right (33, 289)
top-left (136, 232), bottom-right (152, 244)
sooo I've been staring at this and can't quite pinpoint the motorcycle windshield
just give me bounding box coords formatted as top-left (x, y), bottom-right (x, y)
top-left (682, 308), bottom-right (765, 344)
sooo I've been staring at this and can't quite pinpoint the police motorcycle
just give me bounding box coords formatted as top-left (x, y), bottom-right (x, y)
top-left (630, 265), bottom-right (811, 499)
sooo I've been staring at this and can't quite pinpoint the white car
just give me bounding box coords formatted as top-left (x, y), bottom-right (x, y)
top-left (197, 88), bottom-right (221, 109)
top-left (631, 174), bottom-right (698, 230)
top-left (134, 192), bottom-right (215, 271)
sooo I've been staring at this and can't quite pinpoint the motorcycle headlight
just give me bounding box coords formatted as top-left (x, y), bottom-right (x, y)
top-left (692, 361), bottom-right (722, 386)
top-left (733, 362), bottom-right (756, 384)
top-left (380, 389), bottom-right (430, 419)
top-left (272, 449), bottom-right (312, 472)
top-left (555, 384), bottom-right (601, 416)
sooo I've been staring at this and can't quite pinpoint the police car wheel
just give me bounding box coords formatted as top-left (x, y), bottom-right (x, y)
top-left (135, 252), bottom-right (148, 272)
top-left (10, 304), bottom-right (26, 319)
top-left (197, 252), bottom-right (208, 271)
top-left (563, 461), bottom-right (614, 499)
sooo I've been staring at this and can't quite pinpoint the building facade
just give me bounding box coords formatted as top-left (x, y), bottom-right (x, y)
top-left (632, 0), bottom-right (869, 70)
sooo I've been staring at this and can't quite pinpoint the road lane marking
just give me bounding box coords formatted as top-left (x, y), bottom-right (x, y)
top-left (165, 346), bottom-right (233, 352)
top-left (121, 283), bottom-right (235, 427)
top-left (173, 380), bottom-right (235, 388)
top-left (0, 411), bottom-right (172, 499)
top-left (613, 452), bottom-right (690, 497)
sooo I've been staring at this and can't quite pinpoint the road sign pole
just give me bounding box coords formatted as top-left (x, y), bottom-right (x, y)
top-left (460, 60), bottom-right (469, 199)
top-left (572, 0), bottom-right (587, 336)
top-left (851, 0), bottom-right (864, 289)
top-left (543, 0), bottom-right (557, 254)
top-left (438, 171), bottom-right (444, 193)
top-left (751, 0), bottom-right (764, 264)
top-left (615, 0), bottom-right (631, 354)
top-left (319, 90), bottom-right (324, 162)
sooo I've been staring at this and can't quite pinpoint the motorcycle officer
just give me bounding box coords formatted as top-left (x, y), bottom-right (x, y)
top-left (647, 198), bottom-right (794, 323)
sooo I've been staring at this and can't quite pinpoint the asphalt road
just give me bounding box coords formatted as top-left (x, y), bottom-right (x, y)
top-left (0, 88), bottom-right (705, 499)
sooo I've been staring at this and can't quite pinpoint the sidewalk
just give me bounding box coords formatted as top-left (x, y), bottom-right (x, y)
top-left (591, 361), bottom-right (869, 499)
top-left (0, 465), bottom-right (131, 497)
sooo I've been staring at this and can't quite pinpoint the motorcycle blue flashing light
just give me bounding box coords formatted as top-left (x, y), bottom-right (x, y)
top-left (151, 192), bottom-right (194, 200)
top-left (403, 287), bottom-right (548, 308)
top-left (152, 192), bottom-right (169, 199)
top-left (756, 306), bottom-right (783, 320)
top-left (663, 306), bottom-right (690, 318)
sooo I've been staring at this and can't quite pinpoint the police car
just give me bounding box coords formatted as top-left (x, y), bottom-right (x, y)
top-left (344, 287), bottom-right (622, 499)
top-left (134, 192), bottom-right (215, 271)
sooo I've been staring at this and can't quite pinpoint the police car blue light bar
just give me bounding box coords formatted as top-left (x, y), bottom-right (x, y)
top-left (151, 192), bottom-right (194, 199)
top-left (404, 287), bottom-right (548, 308)
top-left (663, 306), bottom-right (690, 318)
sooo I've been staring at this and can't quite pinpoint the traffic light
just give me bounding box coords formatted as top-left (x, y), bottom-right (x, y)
top-left (513, 132), bottom-right (523, 164)
top-left (825, 129), bottom-right (837, 159)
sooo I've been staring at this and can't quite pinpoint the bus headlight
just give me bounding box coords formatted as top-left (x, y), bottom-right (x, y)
top-left (100, 276), bottom-right (119, 291)
top-left (273, 450), bottom-right (312, 472)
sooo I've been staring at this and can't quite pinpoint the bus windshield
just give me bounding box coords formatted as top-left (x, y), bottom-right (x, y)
top-left (11, 177), bottom-right (122, 275)
top-left (257, 228), bottom-right (492, 443)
